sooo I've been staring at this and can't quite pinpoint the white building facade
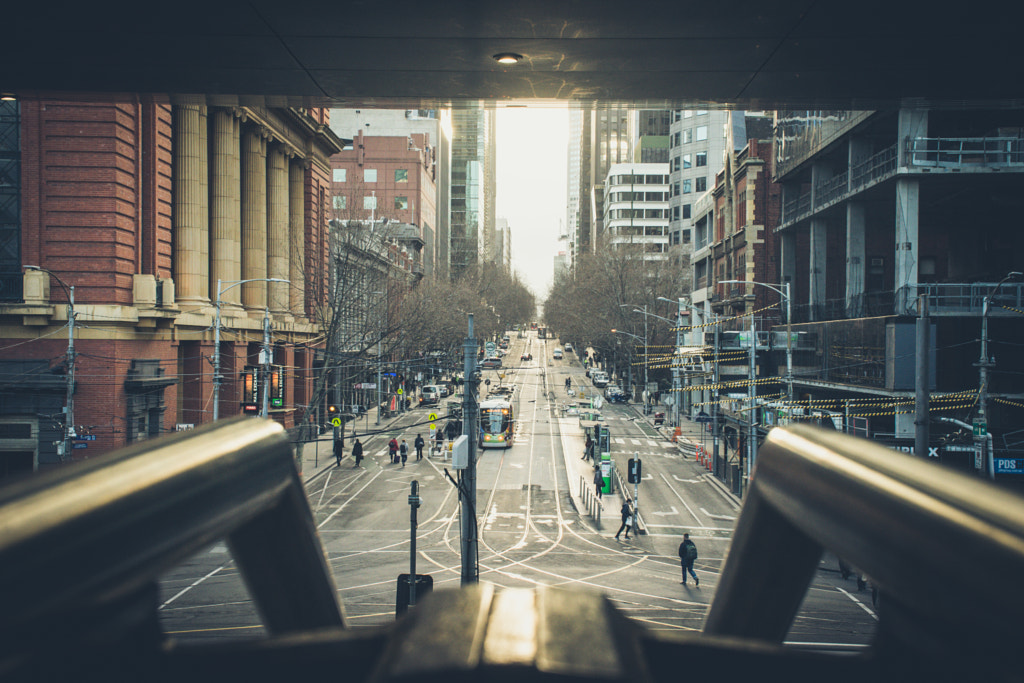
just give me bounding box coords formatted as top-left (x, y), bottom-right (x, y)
top-left (602, 163), bottom-right (670, 260)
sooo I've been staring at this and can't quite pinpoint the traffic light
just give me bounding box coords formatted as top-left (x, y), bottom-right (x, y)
top-left (327, 404), bottom-right (339, 416)
top-left (627, 457), bottom-right (642, 484)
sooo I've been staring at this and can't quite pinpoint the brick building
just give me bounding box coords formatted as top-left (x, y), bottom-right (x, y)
top-left (0, 96), bottom-right (342, 475)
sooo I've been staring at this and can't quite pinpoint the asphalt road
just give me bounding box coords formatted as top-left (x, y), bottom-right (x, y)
top-left (156, 332), bottom-right (879, 649)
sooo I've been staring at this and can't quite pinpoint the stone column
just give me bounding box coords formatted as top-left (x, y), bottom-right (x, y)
top-left (241, 126), bottom-right (268, 311)
top-left (173, 104), bottom-right (210, 308)
top-left (809, 219), bottom-right (827, 320)
top-left (209, 108), bottom-right (242, 309)
top-left (266, 145), bottom-right (291, 318)
top-left (289, 161), bottom-right (306, 317)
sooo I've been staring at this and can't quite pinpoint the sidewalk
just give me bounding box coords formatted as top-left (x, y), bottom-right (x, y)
top-left (295, 402), bottom-right (411, 482)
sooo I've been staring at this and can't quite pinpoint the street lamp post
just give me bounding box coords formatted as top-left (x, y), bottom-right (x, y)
top-left (25, 266), bottom-right (75, 461)
top-left (611, 328), bottom-right (647, 413)
top-left (213, 278), bottom-right (290, 421)
top-left (618, 304), bottom-right (651, 414)
top-left (722, 279), bottom-right (793, 404)
top-left (977, 271), bottom-right (1022, 478)
top-left (657, 297), bottom-right (686, 427)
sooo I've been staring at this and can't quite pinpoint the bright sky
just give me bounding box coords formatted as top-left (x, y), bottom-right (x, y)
top-left (496, 106), bottom-right (569, 301)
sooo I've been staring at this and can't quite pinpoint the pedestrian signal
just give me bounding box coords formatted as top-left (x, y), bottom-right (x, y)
top-left (627, 457), bottom-right (642, 484)
top-left (327, 404), bottom-right (339, 415)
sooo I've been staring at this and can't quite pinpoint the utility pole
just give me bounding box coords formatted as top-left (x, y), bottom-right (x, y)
top-left (460, 313), bottom-right (478, 584)
top-left (64, 285), bottom-right (75, 460)
top-left (260, 307), bottom-right (271, 418)
top-left (746, 312), bottom-right (756, 495)
top-left (976, 272), bottom-right (1022, 478)
top-left (915, 293), bottom-right (930, 459)
top-left (25, 267), bottom-right (76, 461)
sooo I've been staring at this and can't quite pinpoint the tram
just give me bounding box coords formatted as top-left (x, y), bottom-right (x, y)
top-left (479, 398), bottom-right (515, 449)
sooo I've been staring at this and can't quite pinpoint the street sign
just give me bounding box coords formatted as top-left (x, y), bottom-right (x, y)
top-left (973, 420), bottom-right (987, 437)
top-left (428, 413), bottom-right (439, 422)
top-left (75, 435), bottom-right (97, 441)
top-left (485, 341), bottom-right (496, 355)
top-left (73, 443), bottom-right (88, 449)
top-left (331, 417), bottom-right (342, 427)
top-left (995, 458), bottom-right (1024, 474)
top-left (355, 382), bottom-right (376, 389)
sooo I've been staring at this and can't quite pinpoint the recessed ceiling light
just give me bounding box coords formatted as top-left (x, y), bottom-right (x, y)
top-left (0, 93), bottom-right (16, 101)
top-left (493, 53), bottom-right (523, 65)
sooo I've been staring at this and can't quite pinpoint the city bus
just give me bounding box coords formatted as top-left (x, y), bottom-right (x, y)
top-left (537, 326), bottom-right (547, 339)
top-left (479, 398), bottom-right (515, 449)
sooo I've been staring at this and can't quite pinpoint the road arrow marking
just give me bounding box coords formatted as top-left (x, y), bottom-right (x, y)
top-left (673, 474), bottom-right (702, 483)
top-left (651, 506), bottom-right (679, 516)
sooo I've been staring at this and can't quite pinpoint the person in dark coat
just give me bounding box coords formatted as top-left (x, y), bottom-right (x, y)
top-left (583, 435), bottom-right (593, 461)
top-left (593, 466), bottom-right (604, 499)
top-left (400, 439), bottom-right (409, 467)
top-left (434, 428), bottom-right (444, 454)
top-left (414, 434), bottom-right (425, 460)
top-left (614, 499), bottom-right (633, 540)
top-left (334, 437), bottom-right (344, 467)
top-left (351, 439), bottom-right (364, 468)
top-left (679, 533), bottom-right (699, 586)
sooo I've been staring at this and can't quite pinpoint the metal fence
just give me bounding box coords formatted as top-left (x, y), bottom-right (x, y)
top-left (3, 419), bottom-right (1022, 681)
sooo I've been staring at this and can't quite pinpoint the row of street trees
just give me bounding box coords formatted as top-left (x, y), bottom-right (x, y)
top-left (293, 215), bottom-right (536, 445)
top-left (542, 248), bottom-right (685, 397)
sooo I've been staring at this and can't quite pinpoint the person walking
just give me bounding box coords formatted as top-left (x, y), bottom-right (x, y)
top-left (679, 533), bottom-right (699, 586)
top-left (400, 439), bottom-right (409, 467)
top-left (614, 498), bottom-right (633, 540)
top-left (334, 436), bottom-right (344, 467)
top-left (434, 428), bottom-right (444, 455)
top-left (388, 437), bottom-right (399, 464)
top-left (593, 466), bottom-right (604, 499)
top-left (583, 435), bottom-right (593, 461)
top-left (414, 433), bottom-right (425, 460)
top-left (351, 438), bottom-right (364, 468)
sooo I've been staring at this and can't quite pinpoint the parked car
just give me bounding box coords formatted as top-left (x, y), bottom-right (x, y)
top-left (553, 348), bottom-right (563, 360)
top-left (604, 384), bottom-right (626, 402)
top-left (564, 343), bottom-right (574, 353)
top-left (520, 352), bottom-right (533, 361)
top-left (591, 371), bottom-right (609, 388)
top-left (480, 357), bottom-right (502, 369)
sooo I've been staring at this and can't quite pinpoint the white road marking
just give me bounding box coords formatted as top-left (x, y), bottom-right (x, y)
top-left (658, 472), bottom-right (706, 527)
top-left (650, 506), bottom-right (679, 516)
top-left (630, 438), bottom-right (641, 445)
top-left (700, 507), bottom-right (736, 521)
top-left (836, 586), bottom-right (879, 620)
top-left (673, 475), bottom-right (702, 483)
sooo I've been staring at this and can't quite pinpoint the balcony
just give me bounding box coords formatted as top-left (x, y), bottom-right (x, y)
top-left (906, 136), bottom-right (1024, 169)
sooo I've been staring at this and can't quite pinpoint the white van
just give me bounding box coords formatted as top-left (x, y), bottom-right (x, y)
top-left (591, 371), bottom-right (609, 388)
top-left (420, 385), bottom-right (441, 406)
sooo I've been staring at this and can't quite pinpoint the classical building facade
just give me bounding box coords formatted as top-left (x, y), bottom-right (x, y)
top-left (0, 96), bottom-right (341, 475)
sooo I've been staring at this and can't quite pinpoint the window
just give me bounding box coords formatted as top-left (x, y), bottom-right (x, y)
top-left (394, 196), bottom-right (408, 210)
top-left (671, 132), bottom-right (680, 146)
top-left (672, 157), bottom-right (681, 172)
top-left (333, 168), bottom-right (347, 182)
top-left (395, 169), bottom-right (408, 182)
top-left (332, 195), bottom-right (346, 209)
top-left (682, 129), bottom-right (693, 144)
top-left (672, 181), bottom-right (680, 196)
top-left (683, 110), bottom-right (693, 118)
top-left (683, 154), bottom-right (692, 169)
top-left (672, 206), bottom-right (680, 220)
top-left (695, 177), bottom-right (707, 192)
top-left (364, 169), bottom-right (377, 182)
top-left (683, 179), bottom-right (692, 194)
top-left (363, 195), bottom-right (377, 210)
top-left (696, 126), bottom-right (708, 141)
top-left (682, 203), bottom-right (691, 219)
top-left (696, 151), bottom-right (707, 167)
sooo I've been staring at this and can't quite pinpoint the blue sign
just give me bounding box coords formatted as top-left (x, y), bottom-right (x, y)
top-left (73, 443), bottom-right (88, 449)
top-left (75, 435), bottom-right (97, 441)
top-left (994, 458), bottom-right (1024, 474)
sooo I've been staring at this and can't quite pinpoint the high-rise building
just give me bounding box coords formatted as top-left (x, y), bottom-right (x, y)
top-left (450, 105), bottom-right (496, 279)
top-left (494, 217), bottom-right (512, 271)
top-left (602, 163), bottom-right (670, 261)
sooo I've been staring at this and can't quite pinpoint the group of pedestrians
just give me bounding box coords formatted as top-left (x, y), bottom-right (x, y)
top-left (334, 431), bottom-right (434, 469)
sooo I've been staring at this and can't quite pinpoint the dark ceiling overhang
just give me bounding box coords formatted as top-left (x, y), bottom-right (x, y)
top-left (4, 1), bottom-right (1024, 110)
